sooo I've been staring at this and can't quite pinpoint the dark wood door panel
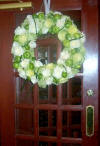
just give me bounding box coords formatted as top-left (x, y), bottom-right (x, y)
top-left (0, 0), bottom-right (99, 146)
top-left (0, 12), bottom-right (15, 146)
top-left (32, 0), bottom-right (81, 12)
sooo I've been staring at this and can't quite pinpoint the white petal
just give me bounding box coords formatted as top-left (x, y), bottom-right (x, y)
top-left (46, 77), bottom-right (53, 85)
top-left (18, 68), bottom-right (26, 79)
top-left (15, 26), bottom-right (26, 35)
top-left (31, 76), bottom-right (37, 84)
top-left (29, 41), bottom-right (36, 49)
top-left (34, 61), bottom-right (43, 67)
top-left (42, 69), bottom-right (51, 77)
top-left (29, 23), bottom-right (36, 34)
top-left (70, 40), bottom-right (80, 49)
top-left (60, 51), bottom-right (70, 60)
top-left (20, 59), bottom-right (29, 68)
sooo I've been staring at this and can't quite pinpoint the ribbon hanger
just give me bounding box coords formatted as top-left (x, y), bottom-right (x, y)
top-left (43, 0), bottom-right (51, 14)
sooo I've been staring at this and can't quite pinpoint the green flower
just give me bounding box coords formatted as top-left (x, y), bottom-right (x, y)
top-left (66, 33), bottom-right (72, 40)
top-left (32, 13), bottom-right (38, 19)
top-left (72, 53), bottom-right (83, 63)
top-left (62, 72), bottom-right (67, 78)
top-left (74, 33), bottom-right (81, 39)
top-left (67, 25), bottom-right (78, 34)
top-left (14, 34), bottom-right (27, 45)
top-left (53, 77), bottom-right (59, 84)
top-left (65, 59), bottom-right (73, 66)
top-left (13, 62), bottom-right (19, 69)
top-left (54, 14), bottom-right (62, 20)
top-left (46, 63), bottom-right (55, 70)
top-left (38, 12), bottom-right (45, 20)
top-left (59, 77), bottom-right (68, 84)
top-left (14, 56), bottom-right (21, 63)
top-left (28, 33), bottom-right (37, 41)
top-left (23, 51), bottom-right (31, 59)
top-left (29, 63), bottom-right (34, 70)
top-left (24, 44), bottom-right (30, 50)
top-left (38, 73), bottom-right (43, 80)
top-left (50, 26), bottom-right (60, 34)
top-left (65, 19), bottom-right (72, 28)
top-left (63, 40), bottom-right (70, 47)
top-left (45, 18), bottom-right (54, 28)
top-left (26, 69), bottom-right (34, 78)
top-left (58, 29), bottom-right (67, 41)
top-left (24, 24), bottom-right (29, 30)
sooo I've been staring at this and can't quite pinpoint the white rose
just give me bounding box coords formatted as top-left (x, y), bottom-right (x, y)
top-left (60, 50), bottom-right (70, 60)
top-left (29, 22), bottom-right (36, 34)
top-left (58, 29), bottom-right (66, 41)
top-left (57, 58), bottom-right (65, 64)
top-left (56, 16), bottom-right (66, 29)
top-left (12, 42), bottom-right (24, 56)
top-left (31, 76), bottom-right (37, 84)
top-left (70, 40), bottom-right (81, 49)
top-left (66, 67), bottom-right (72, 73)
top-left (35, 18), bottom-right (43, 33)
top-left (26, 70), bottom-right (34, 77)
top-left (42, 68), bottom-right (51, 77)
top-left (46, 77), bottom-right (53, 85)
top-left (66, 67), bottom-right (73, 78)
top-left (27, 15), bottom-right (34, 24)
top-left (54, 11), bottom-right (62, 15)
top-left (18, 68), bottom-right (26, 79)
top-left (29, 41), bottom-right (36, 49)
top-left (34, 60), bottom-right (43, 67)
top-left (20, 59), bottom-right (29, 68)
top-left (53, 66), bottom-right (63, 79)
top-left (42, 27), bottom-right (49, 34)
top-left (15, 26), bottom-right (26, 35)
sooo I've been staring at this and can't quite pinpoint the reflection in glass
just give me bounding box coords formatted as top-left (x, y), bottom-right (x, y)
top-left (62, 111), bottom-right (81, 138)
top-left (39, 110), bottom-right (57, 136)
top-left (16, 77), bottom-right (33, 104)
top-left (39, 85), bottom-right (57, 104)
top-left (62, 77), bottom-right (82, 105)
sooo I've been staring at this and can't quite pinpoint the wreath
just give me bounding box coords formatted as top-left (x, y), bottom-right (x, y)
top-left (11, 11), bottom-right (85, 88)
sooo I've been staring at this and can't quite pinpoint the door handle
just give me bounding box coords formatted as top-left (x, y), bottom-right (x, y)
top-left (86, 105), bottom-right (94, 137)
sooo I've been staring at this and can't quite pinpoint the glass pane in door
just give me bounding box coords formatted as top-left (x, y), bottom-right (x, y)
top-left (62, 111), bottom-right (81, 138)
top-left (39, 110), bottom-right (57, 136)
top-left (15, 109), bottom-right (34, 135)
top-left (62, 77), bottom-right (82, 105)
top-left (16, 140), bottom-right (34, 146)
top-left (16, 77), bottom-right (34, 104)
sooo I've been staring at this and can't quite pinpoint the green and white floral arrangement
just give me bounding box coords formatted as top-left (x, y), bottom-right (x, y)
top-left (11, 11), bottom-right (85, 88)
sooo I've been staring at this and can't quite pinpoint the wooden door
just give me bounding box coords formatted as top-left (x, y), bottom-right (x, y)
top-left (0, 0), bottom-right (99, 146)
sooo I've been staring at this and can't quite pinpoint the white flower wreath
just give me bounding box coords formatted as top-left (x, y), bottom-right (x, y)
top-left (11, 11), bottom-right (85, 88)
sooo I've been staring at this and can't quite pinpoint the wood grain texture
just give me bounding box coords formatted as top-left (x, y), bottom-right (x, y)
top-left (82, 0), bottom-right (99, 145)
top-left (0, 12), bottom-right (15, 146)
